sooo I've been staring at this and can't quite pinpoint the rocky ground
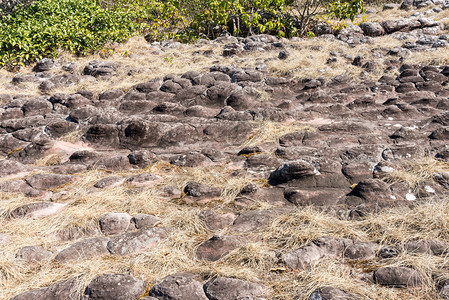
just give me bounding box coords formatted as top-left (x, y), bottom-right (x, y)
top-left (1, 1), bottom-right (449, 300)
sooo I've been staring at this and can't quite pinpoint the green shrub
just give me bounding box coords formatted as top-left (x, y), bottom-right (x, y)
top-left (0, 0), bottom-right (178, 67)
top-left (186, 0), bottom-right (364, 39)
top-left (0, 0), bottom-right (365, 67)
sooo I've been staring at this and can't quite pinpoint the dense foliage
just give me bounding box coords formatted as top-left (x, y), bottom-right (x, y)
top-left (0, 0), bottom-right (365, 67)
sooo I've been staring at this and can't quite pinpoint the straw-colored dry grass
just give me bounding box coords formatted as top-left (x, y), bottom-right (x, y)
top-left (382, 157), bottom-right (449, 189)
top-left (241, 121), bottom-right (315, 148)
top-left (1, 157), bottom-right (449, 299)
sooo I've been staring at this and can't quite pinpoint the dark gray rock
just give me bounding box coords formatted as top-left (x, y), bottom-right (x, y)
top-left (11, 279), bottom-right (79, 300)
top-left (204, 277), bottom-right (269, 300)
top-left (84, 274), bottom-right (146, 300)
top-left (99, 213), bottom-right (132, 236)
top-left (149, 273), bottom-right (208, 300)
top-left (309, 287), bottom-right (356, 300)
top-left (107, 228), bottom-right (168, 255)
top-left (374, 266), bottom-right (422, 288)
top-left (16, 245), bottom-right (52, 263)
top-left (25, 173), bottom-right (79, 190)
top-left (54, 237), bottom-right (110, 263)
top-left (196, 235), bottom-right (242, 261)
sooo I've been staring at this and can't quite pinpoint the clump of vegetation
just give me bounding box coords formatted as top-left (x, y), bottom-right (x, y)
top-left (0, 0), bottom-right (365, 67)
top-left (0, 0), bottom-right (179, 67)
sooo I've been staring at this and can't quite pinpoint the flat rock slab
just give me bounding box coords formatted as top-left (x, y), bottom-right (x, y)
top-left (309, 286), bottom-right (357, 300)
top-left (54, 237), bottom-right (110, 263)
top-left (149, 273), bottom-right (208, 300)
top-left (11, 279), bottom-right (79, 300)
top-left (196, 235), bottom-right (242, 261)
top-left (25, 173), bottom-right (79, 190)
top-left (199, 209), bottom-right (236, 231)
top-left (16, 245), bottom-right (52, 263)
top-left (284, 236), bottom-right (352, 270)
top-left (99, 212), bottom-right (132, 236)
top-left (107, 227), bottom-right (168, 256)
top-left (94, 176), bottom-right (126, 189)
top-left (204, 277), bottom-right (270, 300)
top-left (84, 274), bottom-right (146, 300)
top-left (230, 210), bottom-right (277, 233)
top-left (10, 202), bottom-right (66, 218)
top-left (374, 266), bottom-right (423, 288)
top-left (0, 159), bottom-right (30, 178)
top-left (131, 214), bottom-right (162, 229)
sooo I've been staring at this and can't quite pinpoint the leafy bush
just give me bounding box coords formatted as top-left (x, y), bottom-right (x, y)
top-left (188, 0), bottom-right (296, 38)
top-left (0, 0), bottom-right (178, 67)
top-left (187, 0), bottom-right (364, 38)
top-left (0, 0), bottom-right (365, 67)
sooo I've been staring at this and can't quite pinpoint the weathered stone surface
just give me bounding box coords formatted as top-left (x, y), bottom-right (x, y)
top-left (404, 239), bottom-right (448, 255)
top-left (107, 228), bottom-right (168, 255)
top-left (25, 173), bottom-right (79, 190)
top-left (184, 182), bottom-right (221, 202)
top-left (344, 242), bottom-right (378, 260)
top-left (230, 210), bottom-right (276, 232)
top-left (149, 273), bottom-right (208, 300)
top-left (84, 274), bottom-right (146, 300)
top-left (11, 279), bottom-right (79, 300)
top-left (99, 213), bottom-right (132, 236)
top-left (16, 246), bottom-right (52, 263)
top-left (204, 277), bottom-right (269, 300)
top-left (94, 176), bottom-right (125, 189)
top-left (131, 214), bottom-right (161, 229)
top-left (374, 266), bottom-right (422, 288)
top-left (200, 209), bottom-right (236, 231)
top-left (196, 235), bottom-right (242, 261)
top-left (54, 237), bottom-right (110, 262)
top-left (284, 237), bottom-right (351, 270)
top-left (309, 287), bottom-right (357, 300)
top-left (11, 202), bottom-right (66, 218)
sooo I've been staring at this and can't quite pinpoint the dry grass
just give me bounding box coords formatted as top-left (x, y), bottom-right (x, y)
top-left (383, 157), bottom-right (449, 189)
top-left (2, 163), bottom-right (449, 299)
top-left (240, 121), bottom-right (315, 148)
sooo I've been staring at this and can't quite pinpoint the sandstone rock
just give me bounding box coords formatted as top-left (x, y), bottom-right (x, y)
top-left (149, 273), bottom-right (208, 300)
top-left (230, 210), bottom-right (276, 233)
top-left (84, 274), bottom-right (146, 300)
top-left (83, 60), bottom-right (117, 78)
top-left (200, 209), bottom-right (236, 231)
top-left (309, 287), bottom-right (357, 300)
top-left (0, 159), bottom-right (29, 177)
top-left (374, 266), bottom-right (422, 288)
top-left (196, 235), bottom-right (242, 261)
top-left (107, 228), bottom-right (168, 255)
top-left (131, 214), bottom-right (161, 229)
top-left (11, 279), bottom-right (79, 300)
top-left (99, 213), bottom-right (132, 236)
top-left (54, 237), bottom-right (110, 262)
top-left (204, 277), bottom-right (269, 300)
top-left (360, 22), bottom-right (384, 36)
top-left (94, 176), bottom-right (125, 189)
top-left (25, 173), bottom-right (78, 190)
top-left (11, 202), bottom-right (66, 218)
top-left (344, 242), bottom-right (378, 260)
top-left (351, 179), bottom-right (392, 201)
top-left (404, 239), bottom-right (448, 255)
top-left (16, 246), bottom-right (52, 263)
top-left (284, 237), bottom-right (351, 270)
